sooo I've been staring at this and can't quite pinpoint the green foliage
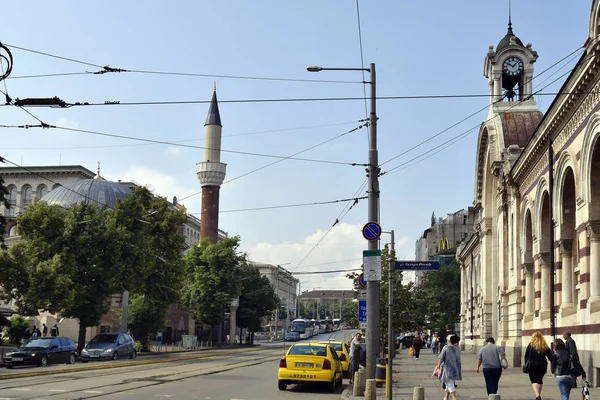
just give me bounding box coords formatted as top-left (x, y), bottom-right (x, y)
top-left (114, 188), bottom-right (187, 343)
top-left (341, 301), bottom-right (357, 326)
top-left (236, 263), bottom-right (278, 332)
top-left (182, 237), bottom-right (245, 331)
top-left (411, 259), bottom-right (461, 332)
top-left (3, 315), bottom-right (29, 344)
top-left (134, 340), bottom-right (151, 353)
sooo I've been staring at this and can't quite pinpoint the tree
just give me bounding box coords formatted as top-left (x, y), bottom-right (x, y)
top-left (0, 172), bottom-right (9, 249)
top-left (3, 315), bottom-right (29, 344)
top-left (412, 259), bottom-right (461, 332)
top-left (236, 263), bottom-right (278, 336)
top-left (0, 201), bottom-right (123, 351)
top-left (113, 188), bottom-right (187, 343)
top-left (182, 236), bottom-right (245, 342)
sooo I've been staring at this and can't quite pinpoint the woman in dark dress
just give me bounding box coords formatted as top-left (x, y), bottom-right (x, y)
top-left (524, 331), bottom-right (552, 400)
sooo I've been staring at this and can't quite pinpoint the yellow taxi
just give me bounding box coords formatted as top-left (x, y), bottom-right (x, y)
top-left (318, 340), bottom-right (351, 378)
top-left (277, 342), bottom-right (343, 392)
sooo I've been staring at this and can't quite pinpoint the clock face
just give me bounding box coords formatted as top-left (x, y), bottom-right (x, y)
top-left (503, 57), bottom-right (524, 76)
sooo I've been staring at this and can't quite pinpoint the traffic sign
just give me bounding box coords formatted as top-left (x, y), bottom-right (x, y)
top-left (362, 222), bottom-right (382, 241)
top-left (358, 273), bottom-right (367, 289)
top-left (359, 322), bottom-right (367, 330)
top-left (358, 299), bottom-right (367, 322)
top-left (359, 289), bottom-right (367, 299)
top-left (394, 260), bottom-right (441, 271)
top-left (363, 250), bottom-right (382, 281)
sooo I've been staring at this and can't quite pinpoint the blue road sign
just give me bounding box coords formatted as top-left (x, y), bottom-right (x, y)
top-left (394, 261), bottom-right (440, 271)
top-left (358, 299), bottom-right (367, 322)
top-left (358, 273), bottom-right (367, 289)
top-left (362, 222), bottom-right (382, 241)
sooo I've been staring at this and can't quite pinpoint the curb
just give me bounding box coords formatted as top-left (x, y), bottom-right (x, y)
top-left (0, 347), bottom-right (264, 380)
top-left (340, 387), bottom-right (354, 400)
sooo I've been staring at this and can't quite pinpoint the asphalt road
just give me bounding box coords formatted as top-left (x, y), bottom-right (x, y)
top-left (0, 330), bottom-right (358, 400)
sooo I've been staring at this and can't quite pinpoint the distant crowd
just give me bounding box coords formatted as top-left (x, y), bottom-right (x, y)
top-left (23, 322), bottom-right (60, 340)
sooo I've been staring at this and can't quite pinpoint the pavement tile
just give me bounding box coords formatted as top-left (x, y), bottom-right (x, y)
top-left (343, 346), bottom-right (599, 399)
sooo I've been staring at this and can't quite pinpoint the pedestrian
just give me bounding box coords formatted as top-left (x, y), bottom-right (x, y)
top-left (476, 337), bottom-right (503, 395)
top-left (438, 323), bottom-right (459, 354)
top-left (51, 323), bottom-right (59, 337)
top-left (432, 333), bottom-right (439, 355)
top-left (413, 333), bottom-right (423, 360)
top-left (349, 332), bottom-right (362, 384)
top-left (551, 338), bottom-right (583, 400)
top-left (563, 331), bottom-right (586, 382)
top-left (31, 326), bottom-right (38, 337)
top-left (42, 323), bottom-right (48, 337)
top-left (435, 334), bottom-right (462, 400)
top-left (23, 329), bottom-right (31, 342)
top-left (524, 331), bottom-right (553, 400)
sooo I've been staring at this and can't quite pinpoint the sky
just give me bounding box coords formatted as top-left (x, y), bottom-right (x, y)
top-left (0, 1), bottom-right (592, 293)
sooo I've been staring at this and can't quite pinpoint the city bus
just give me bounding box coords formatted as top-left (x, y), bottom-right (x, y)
top-left (290, 319), bottom-right (316, 339)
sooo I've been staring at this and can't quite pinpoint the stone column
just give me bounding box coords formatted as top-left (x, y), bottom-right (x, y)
top-left (538, 252), bottom-right (550, 320)
top-left (229, 297), bottom-right (239, 345)
top-left (524, 263), bottom-right (534, 320)
top-left (560, 239), bottom-right (575, 314)
top-left (586, 222), bottom-right (600, 312)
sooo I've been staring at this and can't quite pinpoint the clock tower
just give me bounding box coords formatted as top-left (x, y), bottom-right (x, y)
top-left (484, 17), bottom-right (539, 113)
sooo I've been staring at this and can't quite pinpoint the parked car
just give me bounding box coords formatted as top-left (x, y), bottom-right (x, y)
top-left (277, 342), bottom-right (343, 392)
top-left (3, 337), bottom-right (77, 368)
top-left (317, 340), bottom-right (350, 378)
top-left (285, 331), bottom-right (300, 341)
top-left (80, 333), bottom-right (136, 362)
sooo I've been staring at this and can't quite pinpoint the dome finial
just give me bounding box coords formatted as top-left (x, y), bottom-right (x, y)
top-left (94, 161), bottom-right (102, 180)
top-left (507, 0), bottom-right (513, 35)
top-left (214, 81), bottom-right (216, 92)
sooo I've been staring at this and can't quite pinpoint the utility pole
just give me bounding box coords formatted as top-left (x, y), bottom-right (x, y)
top-left (307, 63), bottom-right (379, 379)
top-left (387, 230), bottom-right (395, 400)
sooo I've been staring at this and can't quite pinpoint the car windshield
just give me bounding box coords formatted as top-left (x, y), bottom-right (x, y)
top-left (288, 345), bottom-right (327, 356)
top-left (22, 338), bottom-right (53, 348)
top-left (90, 334), bottom-right (117, 343)
top-left (330, 343), bottom-right (342, 351)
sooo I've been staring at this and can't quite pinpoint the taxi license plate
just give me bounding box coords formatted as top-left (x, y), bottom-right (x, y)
top-left (296, 362), bottom-right (313, 367)
top-left (293, 374), bottom-right (316, 378)
top-left (11, 357), bottom-right (23, 361)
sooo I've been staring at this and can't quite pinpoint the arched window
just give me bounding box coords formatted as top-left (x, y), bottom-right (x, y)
top-left (37, 184), bottom-right (48, 200)
top-left (22, 186), bottom-right (32, 205)
top-left (8, 225), bottom-right (17, 237)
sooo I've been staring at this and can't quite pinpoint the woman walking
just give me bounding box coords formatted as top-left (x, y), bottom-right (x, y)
top-left (524, 331), bottom-right (552, 400)
top-left (413, 334), bottom-right (423, 359)
top-left (435, 334), bottom-right (462, 400)
top-left (551, 338), bottom-right (582, 400)
top-left (476, 337), bottom-right (503, 395)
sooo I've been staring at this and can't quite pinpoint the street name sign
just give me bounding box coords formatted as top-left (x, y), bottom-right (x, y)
top-left (394, 260), bottom-right (441, 271)
top-left (358, 299), bottom-right (367, 322)
top-left (359, 289), bottom-right (367, 299)
top-left (362, 222), bottom-right (382, 241)
top-left (363, 250), bottom-right (382, 281)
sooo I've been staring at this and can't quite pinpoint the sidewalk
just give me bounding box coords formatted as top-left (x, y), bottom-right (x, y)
top-left (342, 346), bottom-right (599, 400)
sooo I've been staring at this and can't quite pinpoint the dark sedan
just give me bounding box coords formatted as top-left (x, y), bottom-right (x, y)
top-left (80, 333), bottom-right (136, 362)
top-left (3, 337), bottom-right (77, 368)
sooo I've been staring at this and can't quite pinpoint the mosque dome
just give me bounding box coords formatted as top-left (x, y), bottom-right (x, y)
top-left (40, 178), bottom-right (131, 209)
top-left (496, 23), bottom-right (524, 52)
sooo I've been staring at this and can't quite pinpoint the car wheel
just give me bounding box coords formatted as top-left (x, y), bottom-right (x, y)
top-left (329, 376), bottom-right (336, 392)
top-left (6, 365), bottom-right (13, 369)
top-left (40, 355), bottom-right (48, 367)
top-left (112, 352), bottom-right (119, 361)
top-left (337, 372), bottom-right (343, 386)
top-left (278, 380), bottom-right (287, 391)
top-left (67, 354), bottom-right (76, 364)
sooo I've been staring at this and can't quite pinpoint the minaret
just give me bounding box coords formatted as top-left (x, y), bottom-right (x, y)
top-left (197, 86), bottom-right (226, 243)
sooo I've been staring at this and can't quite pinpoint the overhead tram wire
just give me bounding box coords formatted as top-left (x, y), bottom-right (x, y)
top-left (381, 65), bottom-right (580, 176)
top-left (201, 195), bottom-right (368, 214)
top-left (292, 177), bottom-right (368, 273)
top-left (293, 268), bottom-right (362, 275)
top-left (2, 120), bottom-right (361, 150)
top-left (355, 0), bottom-right (369, 121)
top-left (379, 46), bottom-right (585, 167)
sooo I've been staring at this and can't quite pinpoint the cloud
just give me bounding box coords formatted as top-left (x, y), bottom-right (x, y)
top-left (166, 146), bottom-right (181, 155)
top-left (245, 223), bottom-right (412, 291)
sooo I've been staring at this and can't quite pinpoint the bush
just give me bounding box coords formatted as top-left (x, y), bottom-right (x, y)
top-left (3, 315), bottom-right (29, 344)
top-left (134, 341), bottom-right (151, 353)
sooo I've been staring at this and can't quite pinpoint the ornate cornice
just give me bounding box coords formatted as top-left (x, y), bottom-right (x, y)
top-left (586, 220), bottom-right (600, 240)
top-left (478, 217), bottom-right (493, 235)
top-left (534, 251), bottom-right (551, 267)
top-left (559, 239), bottom-right (573, 255)
top-left (522, 262), bottom-right (534, 274)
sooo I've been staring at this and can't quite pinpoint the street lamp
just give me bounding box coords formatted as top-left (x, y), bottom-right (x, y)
top-left (308, 63), bottom-right (379, 380)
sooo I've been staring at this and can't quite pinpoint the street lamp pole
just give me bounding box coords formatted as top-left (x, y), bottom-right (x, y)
top-left (307, 63), bottom-right (379, 379)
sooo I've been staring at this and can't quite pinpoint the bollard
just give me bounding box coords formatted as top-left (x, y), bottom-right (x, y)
top-left (412, 386), bottom-right (425, 400)
top-left (352, 370), bottom-right (363, 396)
top-left (364, 379), bottom-right (376, 400)
top-left (488, 395), bottom-right (501, 400)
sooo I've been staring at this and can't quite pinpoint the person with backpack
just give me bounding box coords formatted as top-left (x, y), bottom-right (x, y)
top-left (551, 338), bottom-right (583, 400)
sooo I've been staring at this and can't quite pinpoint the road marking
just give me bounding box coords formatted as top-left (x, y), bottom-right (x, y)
top-left (0, 397), bottom-right (15, 399)
top-left (48, 390), bottom-right (67, 392)
top-left (11, 388), bottom-right (31, 391)
top-left (84, 391), bottom-right (103, 394)
top-left (153, 396), bottom-right (173, 398)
